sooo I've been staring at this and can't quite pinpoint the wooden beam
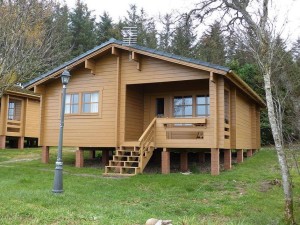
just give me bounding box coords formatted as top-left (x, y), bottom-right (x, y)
top-left (210, 71), bottom-right (216, 82)
top-left (84, 59), bottom-right (95, 75)
top-left (111, 46), bottom-right (120, 56)
top-left (131, 51), bottom-right (141, 71)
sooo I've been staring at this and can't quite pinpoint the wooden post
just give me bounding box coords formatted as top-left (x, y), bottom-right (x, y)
top-left (247, 149), bottom-right (253, 157)
top-left (89, 150), bottom-right (96, 159)
top-left (237, 149), bottom-right (244, 163)
top-left (211, 148), bottom-right (220, 175)
top-left (18, 136), bottom-right (24, 150)
top-left (180, 152), bottom-right (188, 172)
top-left (161, 148), bottom-right (170, 174)
top-left (75, 148), bottom-right (84, 168)
top-left (224, 149), bottom-right (232, 170)
top-left (0, 135), bottom-right (6, 149)
top-left (41, 146), bottom-right (50, 163)
top-left (102, 150), bottom-right (109, 166)
top-left (198, 152), bottom-right (205, 164)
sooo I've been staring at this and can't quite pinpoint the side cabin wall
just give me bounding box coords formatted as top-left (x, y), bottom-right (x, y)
top-left (234, 88), bottom-right (260, 149)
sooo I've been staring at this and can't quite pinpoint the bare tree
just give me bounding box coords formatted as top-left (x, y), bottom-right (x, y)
top-left (189, 0), bottom-right (295, 223)
top-left (0, 0), bottom-right (67, 96)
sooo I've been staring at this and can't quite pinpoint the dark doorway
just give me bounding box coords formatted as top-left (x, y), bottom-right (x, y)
top-left (156, 98), bottom-right (164, 117)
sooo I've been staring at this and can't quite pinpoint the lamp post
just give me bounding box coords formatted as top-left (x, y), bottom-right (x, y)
top-left (53, 69), bottom-right (71, 193)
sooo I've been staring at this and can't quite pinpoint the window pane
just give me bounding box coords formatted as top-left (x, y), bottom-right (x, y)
top-left (207, 96), bottom-right (210, 104)
top-left (207, 106), bottom-right (210, 115)
top-left (91, 103), bottom-right (98, 113)
top-left (184, 106), bottom-right (193, 116)
top-left (91, 93), bottom-right (98, 102)
top-left (174, 97), bottom-right (183, 106)
top-left (72, 105), bottom-right (79, 113)
top-left (174, 106), bottom-right (183, 117)
top-left (83, 104), bottom-right (90, 113)
top-left (72, 94), bottom-right (79, 104)
top-left (65, 105), bottom-right (70, 114)
top-left (197, 105), bottom-right (206, 116)
top-left (197, 96), bottom-right (205, 104)
top-left (66, 94), bottom-right (71, 104)
top-left (83, 93), bottom-right (91, 103)
top-left (184, 96), bottom-right (193, 105)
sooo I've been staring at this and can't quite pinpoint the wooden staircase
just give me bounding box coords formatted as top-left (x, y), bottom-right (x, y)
top-left (104, 118), bottom-right (157, 176)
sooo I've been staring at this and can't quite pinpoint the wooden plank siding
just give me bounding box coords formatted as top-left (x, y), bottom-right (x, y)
top-left (24, 98), bottom-right (40, 138)
top-left (40, 54), bottom-right (118, 147)
top-left (34, 47), bottom-right (262, 150)
top-left (236, 92), bottom-right (254, 149)
top-left (125, 85), bottom-right (144, 141)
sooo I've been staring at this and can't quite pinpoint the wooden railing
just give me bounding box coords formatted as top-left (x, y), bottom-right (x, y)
top-left (6, 120), bottom-right (21, 135)
top-left (138, 117), bottom-right (157, 171)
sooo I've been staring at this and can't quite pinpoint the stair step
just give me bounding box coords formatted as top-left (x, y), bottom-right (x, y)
top-left (113, 155), bottom-right (139, 161)
top-left (116, 150), bottom-right (140, 156)
top-left (105, 166), bottom-right (140, 175)
top-left (109, 160), bottom-right (139, 166)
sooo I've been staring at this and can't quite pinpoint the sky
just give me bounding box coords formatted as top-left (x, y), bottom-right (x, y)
top-left (64, 0), bottom-right (300, 44)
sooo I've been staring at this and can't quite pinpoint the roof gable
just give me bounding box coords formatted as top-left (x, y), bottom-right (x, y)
top-left (24, 38), bottom-right (230, 88)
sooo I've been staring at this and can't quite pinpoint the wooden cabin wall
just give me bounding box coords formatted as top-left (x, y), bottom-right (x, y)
top-left (40, 54), bottom-right (117, 147)
top-left (235, 91), bottom-right (254, 149)
top-left (0, 96), bottom-right (8, 135)
top-left (125, 85), bottom-right (144, 141)
top-left (24, 98), bottom-right (40, 138)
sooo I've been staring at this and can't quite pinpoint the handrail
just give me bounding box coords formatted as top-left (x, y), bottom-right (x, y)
top-left (138, 117), bottom-right (157, 172)
top-left (138, 117), bottom-right (157, 142)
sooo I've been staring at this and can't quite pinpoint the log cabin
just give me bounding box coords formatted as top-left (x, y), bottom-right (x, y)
top-left (0, 86), bottom-right (40, 149)
top-left (24, 38), bottom-right (265, 176)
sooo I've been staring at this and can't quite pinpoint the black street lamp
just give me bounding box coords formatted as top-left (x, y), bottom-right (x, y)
top-left (53, 69), bottom-right (71, 193)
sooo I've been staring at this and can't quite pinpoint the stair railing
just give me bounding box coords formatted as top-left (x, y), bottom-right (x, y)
top-left (138, 117), bottom-right (157, 171)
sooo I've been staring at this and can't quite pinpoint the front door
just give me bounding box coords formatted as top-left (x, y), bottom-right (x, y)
top-left (156, 98), bottom-right (165, 117)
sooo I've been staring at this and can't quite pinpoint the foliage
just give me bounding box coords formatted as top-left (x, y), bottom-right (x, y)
top-left (69, 0), bottom-right (97, 58)
top-left (0, 0), bottom-right (68, 96)
top-left (196, 22), bottom-right (226, 65)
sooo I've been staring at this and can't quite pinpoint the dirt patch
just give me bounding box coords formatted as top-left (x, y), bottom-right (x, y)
top-left (260, 179), bottom-right (281, 192)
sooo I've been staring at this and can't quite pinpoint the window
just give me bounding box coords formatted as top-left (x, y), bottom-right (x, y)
top-left (173, 96), bottom-right (193, 117)
top-left (196, 95), bottom-right (210, 116)
top-left (7, 99), bottom-right (21, 120)
top-left (65, 93), bottom-right (79, 114)
top-left (82, 92), bottom-right (99, 113)
top-left (8, 102), bottom-right (16, 120)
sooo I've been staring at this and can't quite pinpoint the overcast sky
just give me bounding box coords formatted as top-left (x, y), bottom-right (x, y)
top-left (64, 0), bottom-right (300, 43)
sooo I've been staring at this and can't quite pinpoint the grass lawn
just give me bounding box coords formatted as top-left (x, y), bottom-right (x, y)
top-left (0, 148), bottom-right (299, 225)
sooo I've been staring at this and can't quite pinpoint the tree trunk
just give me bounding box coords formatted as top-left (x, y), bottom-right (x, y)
top-left (263, 69), bottom-right (295, 224)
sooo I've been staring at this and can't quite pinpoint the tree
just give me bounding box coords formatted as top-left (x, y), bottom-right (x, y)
top-left (96, 11), bottom-right (116, 44)
top-left (196, 21), bottom-right (226, 64)
top-left (171, 17), bottom-right (197, 57)
top-left (124, 4), bottom-right (157, 48)
top-left (158, 13), bottom-right (175, 52)
top-left (69, 0), bottom-right (97, 57)
top-left (0, 0), bottom-right (67, 96)
top-left (189, 0), bottom-right (295, 223)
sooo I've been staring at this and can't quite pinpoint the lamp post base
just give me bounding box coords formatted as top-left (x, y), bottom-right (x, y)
top-left (52, 161), bottom-right (63, 193)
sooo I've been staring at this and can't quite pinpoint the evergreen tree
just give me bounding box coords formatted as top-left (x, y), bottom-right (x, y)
top-left (124, 4), bottom-right (157, 48)
top-left (96, 11), bottom-right (116, 44)
top-left (171, 17), bottom-right (196, 57)
top-left (158, 13), bottom-right (175, 52)
top-left (196, 22), bottom-right (226, 65)
top-left (69, 0), bottom-right (97, 57)
top-left (50, 3), bottom-right (72, 63)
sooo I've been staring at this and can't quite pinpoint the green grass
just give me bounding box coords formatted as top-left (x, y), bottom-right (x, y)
top-left (0, 148), bottom-right (299, 225)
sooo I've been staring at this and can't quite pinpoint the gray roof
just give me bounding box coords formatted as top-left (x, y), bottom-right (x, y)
top-left (24, 38), bottom-right (230, 88)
